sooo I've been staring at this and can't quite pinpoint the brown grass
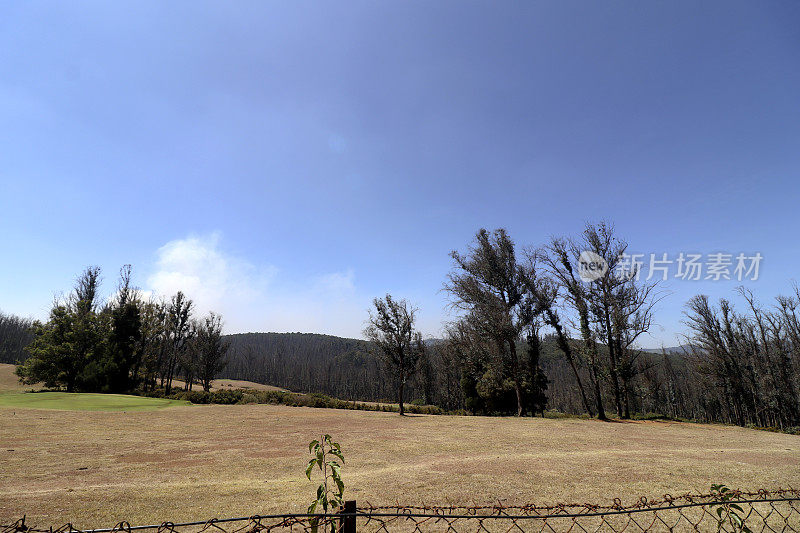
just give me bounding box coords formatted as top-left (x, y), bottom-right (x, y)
top-left (1, 400), bottom-right (798, 530)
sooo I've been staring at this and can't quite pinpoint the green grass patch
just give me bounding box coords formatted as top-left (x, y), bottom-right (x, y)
top-left (0, 391), bottom-right (190, 411)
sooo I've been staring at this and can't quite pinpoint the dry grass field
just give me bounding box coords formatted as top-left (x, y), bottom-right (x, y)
top-left (1, 394), bottom-right (798, 530)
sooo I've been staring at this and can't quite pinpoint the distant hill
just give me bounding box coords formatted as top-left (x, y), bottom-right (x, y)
top-left (642, 345), bottom-right (693, 354)
top-left (222, 332), bottom-right (392, 402)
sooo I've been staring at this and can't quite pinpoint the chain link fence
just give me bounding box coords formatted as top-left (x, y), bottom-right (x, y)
top-left (4, 488), bottom-right (799, 532)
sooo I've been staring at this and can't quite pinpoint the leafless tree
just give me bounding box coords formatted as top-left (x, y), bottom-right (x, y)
top-left (523, 249), bottom-right (594, 416)
top-left (364, 294), bottom-right (421, 415)
top-left (543, 236), bottom-right (607, 420)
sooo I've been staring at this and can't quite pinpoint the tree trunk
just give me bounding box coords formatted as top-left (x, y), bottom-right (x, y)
top-left (509, 338), bottom-right (524, 416)
top-left (398, 378), bottom-right (405, 416)
top-left (622, 377), bottom-right (631, 419)
top-left (591, 365), bottom-right (607, 420)
top-left (578, 302), bottom-right (606, 420)
top-left (548, 311), bottom-right (593, 417)
top-left (603, 307), bottom-right (623, 418)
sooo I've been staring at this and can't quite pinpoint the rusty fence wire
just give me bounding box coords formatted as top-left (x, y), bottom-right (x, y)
top-left (4, 488), bottom-right (799, 532)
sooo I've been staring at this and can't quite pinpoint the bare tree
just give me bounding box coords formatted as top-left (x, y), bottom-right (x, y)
top-left (523, 249), bottom-right (594, 416)
top-left (611, 278), bottom-right (660, 418)
top-left (543, 237), bottom-right (607, 420)
top-left (364, 294), bottom-right (420, 415)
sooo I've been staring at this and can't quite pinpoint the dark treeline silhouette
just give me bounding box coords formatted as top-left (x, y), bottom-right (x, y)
top-left (223, 332), bottom-right (391, 400)
top-left (682, 289), bottom-right (800, 428)
top-left (221, 329), bottom-right (798, 429)
top-left (0, 311), bottom-right (33, 364)
top-left (14, 266), bottom-right (229, 393)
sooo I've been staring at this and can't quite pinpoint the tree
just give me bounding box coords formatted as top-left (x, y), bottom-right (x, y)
top-left (163, 291), bottom-right (193, 394)
top-left (544, 236), bottom-right (608, 420)
top-left (134, 297), bottom-right (167, 391)
top-left (610, 276), bottom-right (659, 418)
top-left (685, 288), bottom-right (800, 429)
top-left (444, 317), bottom-right (500, 414)
top-left (16, 267), bottom-right (104, 392)
top-left (100, 265), bottom-right (142, 392)
top-left (16, 305), bottom-right (76, 390)
top-left (524, 325), bottom-right (549, 415)
top-left (70, 266), bottom-right (105, 391)
top-left (522, 250), bottom-right (593, 416)
top-left (364, 294), bottom-right (421, 415)
top-left (415, 333), bottom-right (435, 405)
top-left (580, 222), bottom-right (629, 417)
top-left (196, 312), bottom-right (230, 392)
top-left (446, 229), bottom-right (531, 416)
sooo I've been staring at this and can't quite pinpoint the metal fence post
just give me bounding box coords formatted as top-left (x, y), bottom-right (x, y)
top-left (340, 500), bottom-right (356, 533)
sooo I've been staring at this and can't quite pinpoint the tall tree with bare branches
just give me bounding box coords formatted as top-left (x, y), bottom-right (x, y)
top-left (543, 237), bottom-right (608, 420)
top-left (364, 294), bottom-right (421, 415)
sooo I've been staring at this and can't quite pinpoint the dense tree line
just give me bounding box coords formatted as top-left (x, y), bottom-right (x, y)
top-left (681, 288), bottom-right (800, 428)
top-left (222, 332), bottom-right (392, 400)
top-left (15, 266), bottom-right (229, 393)
top-left (0, 311), bottom-right (33, 364)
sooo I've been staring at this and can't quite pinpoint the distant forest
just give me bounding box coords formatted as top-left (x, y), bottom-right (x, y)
top-left (219, 332), bottom-right (737, 426)
top-left (0, 311), bottom-right (33, 365)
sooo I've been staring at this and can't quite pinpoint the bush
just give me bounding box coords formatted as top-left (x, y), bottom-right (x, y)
top-left (239, 393), bottom-right (259, 404)
top-left (633, 412), bottom-right (688, 422)
top-left (406, 403), bottom-right (443, 415)
top-left (136, 385), bottom-right (443, 416)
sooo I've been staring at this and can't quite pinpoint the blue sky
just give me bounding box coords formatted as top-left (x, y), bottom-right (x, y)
top-left (1, 1), bottom-right (799, 347)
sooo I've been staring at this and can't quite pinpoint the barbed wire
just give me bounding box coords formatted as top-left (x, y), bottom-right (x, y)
top-left (4, 488), bottom-right (799, 532)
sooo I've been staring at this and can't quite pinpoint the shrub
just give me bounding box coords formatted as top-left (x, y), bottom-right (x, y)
top-left (239, 393), bottom-right (259, 404)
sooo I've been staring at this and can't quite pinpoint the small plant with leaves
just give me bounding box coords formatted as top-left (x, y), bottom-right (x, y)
top-left (710, 484), bottom-right (752, 533)
top-left (306, 435), bottom-right (345, 533)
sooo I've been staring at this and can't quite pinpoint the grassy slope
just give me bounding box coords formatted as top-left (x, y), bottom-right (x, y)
top-left (0, 392), bottom-right (189, 411)
top-left (0, 363), bottom-right (38, 393)
top-left (0, 364), bottom-right (189, 411)
top-left (1, 403), bottom-right (798, 529)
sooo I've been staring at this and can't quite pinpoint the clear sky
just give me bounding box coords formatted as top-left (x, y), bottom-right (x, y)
top-left (1, 1), bottom-right (799, 347)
